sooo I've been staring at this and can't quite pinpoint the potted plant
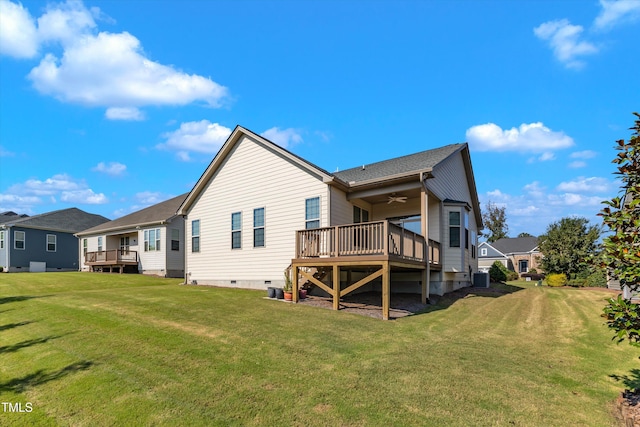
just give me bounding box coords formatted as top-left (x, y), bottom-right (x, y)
top-left (283, 271), bottom-right (293, 301)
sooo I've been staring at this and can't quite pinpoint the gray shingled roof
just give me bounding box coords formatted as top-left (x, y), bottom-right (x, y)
top-left (77, 193), bottom-right (188, 235)
top-left (491, 236), bottom-right (539, 254)
top-left (2, 208), bottom-right (109, 233)
top-left (333, 144), bottom-right (464, 184)
top-left (0, 212), bottom-right (29, 225)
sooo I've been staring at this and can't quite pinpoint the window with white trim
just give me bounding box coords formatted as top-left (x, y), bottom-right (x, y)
top-left (144, 228), bottom-right (161, 251)
top-left (15, 231), bottom-right (25, 250)
top-left (253, 208), bottom-right (265, 248)
top-left (481, 247), bottom-right (487, 257)
top-left (305, 197), bottom-right (320, 229)
top-left (232, 212), bottom-right (242, 249)
top-left (97, 236), bottom-right (103, 252)
top-left (192, 220), bottom-right (200, 253)
top-left (83, 238), bottom-right (88, 256)
top-left (46, 234), bottom-right (56, 252)
top-left (449, 211), bottom-right (460, 248)
top-left (0, 231), bottom-right (4, 249)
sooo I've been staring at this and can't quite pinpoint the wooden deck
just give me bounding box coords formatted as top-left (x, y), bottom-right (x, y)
top-left (291, 221), bottom-right (440, 319)
top-left (85, 250), bottom-right (138, 273)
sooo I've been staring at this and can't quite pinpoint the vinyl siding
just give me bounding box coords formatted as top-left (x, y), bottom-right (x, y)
top-left (330, 187), bottom-right (355, 226)
top-left (186, 134), bottom-right (329, 288)
top-left (432, 152), bottom-right (478, 275)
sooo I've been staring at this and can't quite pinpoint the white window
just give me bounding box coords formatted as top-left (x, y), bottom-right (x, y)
top-left (46, 234), bottom-right (56, 252)
top-left (232, 212), bottom-right (242, 249)
top-left (519, 259), bottom-right (529, 273)
top-left (253, 208), bottom-right (265, 248)
top-left (192, 220), bottom-right (200, 253)
top-left (83, 238), bottom-right (88, 256)
top-left (0, 231), bottom-right (4, 249)
top-left (305, 197), bottom-right (320, 229)
top-left (481, 247), bottom-right (487, 257)
top-left (15, 231), bottom-right (25, 250)
top-left (98, 236), bottom-right (103, 252)
top-left (144, 228), bottom-right (161, 252)
top-left (449, 211), bottom-right (460, 248)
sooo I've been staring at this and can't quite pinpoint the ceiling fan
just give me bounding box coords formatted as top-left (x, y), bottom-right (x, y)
top-left (387, 193), bottom-right (408, 204)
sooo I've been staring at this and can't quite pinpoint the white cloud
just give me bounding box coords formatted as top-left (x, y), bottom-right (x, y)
top-left (556, 176), bottom-right (611, 193)
top-left (105, 107), bottom-right (145, 121)
top-left (261, 127), bottom-right (303, 149)
top-left (0, 173), bottom-right (107, 212)
top-left (568, 160), bottom-right (587, 168)
top-left (1, 0), bottom-right (229, 115)
top-left (534, 19), bottom-right (598, 69)
top-left (594, 0), bottom-right (640, 30)
top-left (112, 191), bottom-right (174, 217)
top-left (157, 120), bottom-right (232, 160)
top-left (60, 188), bottom-right (107, 204)
top-left (466, 122), bottom-right (574, 153)
top-left (92, 161), bottom-right (127, 176)
top-left (0, 0), bottom-right (39, 58)
top-left (570, 150), bottom-right (597, 159)
top-left (0, 145), bottom-right (15, 157)
top-left (538, 152), bottom-right (556, 161)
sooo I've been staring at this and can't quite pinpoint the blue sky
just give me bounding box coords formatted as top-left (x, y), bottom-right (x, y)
top-left (1, 0), bottom-right (638, 238)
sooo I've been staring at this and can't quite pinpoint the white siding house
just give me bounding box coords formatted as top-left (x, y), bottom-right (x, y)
top-left (179, 125), bottom-right (483, 312)
top-left (76, 194), bottom-right (187, 278)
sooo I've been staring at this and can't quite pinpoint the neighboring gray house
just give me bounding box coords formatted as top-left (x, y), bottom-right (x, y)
top-left (478, 236), bottom-right (542, 277)
top-left (76, 194), bottom-right (187, 277)
top-left (0, 208), bottom-right (109, 272)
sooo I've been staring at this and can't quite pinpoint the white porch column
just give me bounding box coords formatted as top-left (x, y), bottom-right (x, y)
top-left (420, 183), bottom-right (430, 304)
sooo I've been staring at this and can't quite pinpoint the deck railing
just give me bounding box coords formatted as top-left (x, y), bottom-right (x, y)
top-left (85, 249), bottom-right (138, 264)
top-left (295, 220), bottom-right (440, 265)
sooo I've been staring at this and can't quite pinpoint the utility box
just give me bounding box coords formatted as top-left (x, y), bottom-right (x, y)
top-left (473, 272), bottom-right (489, 288)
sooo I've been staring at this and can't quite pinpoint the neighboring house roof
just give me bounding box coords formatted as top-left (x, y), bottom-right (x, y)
top-left (0, 211), bottom-right (29, 225)
top-left (77, 193), bottom-right (188, 236)
top-left (0, 208), bottom-right (109, 234)
top-left (334, 144), bottom-right (464, 184)
top-left (487, 236), bottom-right (540, 255)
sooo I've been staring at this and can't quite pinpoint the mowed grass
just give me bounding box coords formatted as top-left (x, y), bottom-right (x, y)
top-left (0, 273), bottom-right (635, 426)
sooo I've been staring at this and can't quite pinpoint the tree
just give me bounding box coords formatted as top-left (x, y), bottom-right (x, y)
top-left (538, 217), bottom-right (600, 279)
top-left (482, 201), bottom-right (508, 243)
top-left (489, 261), bottom-right (507, 283)
top-left (518, 232), bottom-right (534, 238)
top-left (600, 113), bottom-right (640, 346)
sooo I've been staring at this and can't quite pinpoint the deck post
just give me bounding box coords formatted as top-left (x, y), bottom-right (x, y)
top-left (382, 262), bottom-right (390, 320)
top-left (292, 265), bottom-right (299, 303)
top-left (332, 264), bottom-right (340, 311)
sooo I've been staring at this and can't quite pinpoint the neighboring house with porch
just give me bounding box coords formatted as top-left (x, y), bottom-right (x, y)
top-left (178, 125), bottom-right (483, 319)
top-left (478, 236), bottom-right (542, 277)
top-left (76, 194), bottom-right (187, 277)
top-left (0, 208), bottom-right (109, 272)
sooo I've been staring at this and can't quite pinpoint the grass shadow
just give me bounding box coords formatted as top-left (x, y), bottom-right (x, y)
top-left (416, 283), bottom-right (526, 316)
top-left (0, 321), bottom-right (34, 332)
top-left (610, 368), bottom-right (640, 391)
top-left (0, 295), bottom-right (52, 305)
top-left (0, 361), bottom-right (94, 393)
top-left (0, 335), bottom-right (62, 355)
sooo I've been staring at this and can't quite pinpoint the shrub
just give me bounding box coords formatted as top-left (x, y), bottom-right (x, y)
top-left (529, 268), bottom-right (538, 274)
top-left (489, 261), bottom-right (507, 282)
top-left (521, 272), bottom-right (545, 281)
top-left (583, 269), bottom-right (607, 288)
top-left (506, 270), bottom-right (519, 281)
top-left (546, 273), bottom-right (568, 287)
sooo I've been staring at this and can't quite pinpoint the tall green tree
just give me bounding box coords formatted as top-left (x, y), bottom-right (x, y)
top-left (518, 232), bottom-right (534, 238)
top-left (600, 113), bottom-right (640, 346)
top-left (538, 217), bottom-right (600, 279)
top-left (482, 201), bottom-right (508, 243)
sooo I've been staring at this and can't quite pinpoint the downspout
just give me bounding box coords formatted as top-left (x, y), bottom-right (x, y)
top-left (6, 226), bottom-right (11, 272)
top-left (183, 215), bottom-right (188, 285)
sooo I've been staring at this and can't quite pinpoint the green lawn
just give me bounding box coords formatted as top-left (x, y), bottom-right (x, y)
top-left (0, 273), bottom-right (635, 426)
